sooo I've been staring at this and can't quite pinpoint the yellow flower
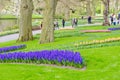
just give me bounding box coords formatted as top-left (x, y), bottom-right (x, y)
top-left (74, 43), bottom-right (79, 47)
top-left (80, 42), bottom-right (82, 45)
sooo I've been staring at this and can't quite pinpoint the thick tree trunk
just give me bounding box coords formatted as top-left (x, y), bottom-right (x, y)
top-left (64, 7), bottom-right (70, 20)
top-left (114, 0), bottom-right (118, 16)
top-left (102, 0), bottom-right (110, 26)
top-left (40, 0), bottom-right (58, 44)
top-left (86, 0), bottom-right (92, 16)
top-left (18, 0), bottom-right (34, 42)
top-left (91, 0), bottom-right (96, 16)
top-left (101, 1), bottom-right (104, 15)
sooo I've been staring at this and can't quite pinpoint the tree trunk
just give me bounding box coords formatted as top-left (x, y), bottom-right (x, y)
top-left (102, 0), bottom-right (110, 26)
top-left (101, 1), bottom-right (104, 15)
top-left (64, 7), bottom-right (70, 20)
top-left (18, 0), bottom-right (34, 42)
top-left (91, 0), bottom-right (96, 16)
top-left (40, 0), bottom-right (58, 44)
top-left (86, 0), bottom-right (92, 16)
top-left (114, 0), bottom-right (118, 16)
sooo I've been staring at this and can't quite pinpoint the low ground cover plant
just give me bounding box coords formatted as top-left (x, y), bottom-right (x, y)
top-left (0, 44), bottom-right (26, 53)
top-left (0, 50), bottom-right (83, 68)
top-left (74, 42), bottom-right (120, 50)
top-left (108, 27), bottom-right (120, 31)
top-left (74, 37), bottom-right (120, 46)
top-left (0, 29), bottom-right (18, 37)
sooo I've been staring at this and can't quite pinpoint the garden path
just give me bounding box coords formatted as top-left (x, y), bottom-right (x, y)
top-left (0, 30), bottom-right (41, 43)
top-left (0, 23), bottom-right (101, 43)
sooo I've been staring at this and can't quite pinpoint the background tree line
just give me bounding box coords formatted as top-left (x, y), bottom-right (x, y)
top-left (0, 0), bottom-right (120, 43)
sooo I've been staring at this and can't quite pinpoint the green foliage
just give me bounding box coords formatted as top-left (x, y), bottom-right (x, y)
top-left (0, 25), bottom-right (120, 80)
top-left (32, 14), bottom-right (43, 18)
top-left (3, 25), bottom-right (18, 31)
top-left (0, 46), bottom-right (120, 80)
top-left (0, 14), bottom-right (16, 18)
top-left (32, 20), bottom-right (41, 27)
top-left (96, 5), bottom-right (101, 14)
top-left (0, 29), bottom-right (18, 37)
top-left (54, 14), bottom-right (64, 19)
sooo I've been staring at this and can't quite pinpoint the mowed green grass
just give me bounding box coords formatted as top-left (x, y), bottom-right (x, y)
top-left (0, 47), bottom-right (120, 80)
top-left (0, 25), bottom-right (120, 80)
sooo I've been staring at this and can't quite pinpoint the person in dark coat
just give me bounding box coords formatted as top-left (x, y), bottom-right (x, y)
top-left (88, 16), bottom-right (92, 24)
top-left (81, 16), bottom-right (84, 19)
top-left (110, 15), bottom-right (113, 25)
top-left (74, 18), bottom-right (78, 26)
top-left (118, 13), bottom-right (120, 24)
top-left (62, 19), bottom-right (65, 28)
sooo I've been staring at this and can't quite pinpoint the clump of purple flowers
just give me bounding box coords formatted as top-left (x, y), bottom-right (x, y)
top-left (108, 27), bottom-right (120, 31)
top-left (0, 50), bottom-right (83, 68)
top-left (0, 44), bottom-right (26, 53)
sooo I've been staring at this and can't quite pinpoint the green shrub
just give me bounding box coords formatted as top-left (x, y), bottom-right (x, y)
top-left (0, 29), bottom-right (19, 37)
top-left (32, 14), bottom-right (43, 18)
top-left (0, 14), bottom-right (16, 18)
top-left (32, 20), bottom-right (41, 27)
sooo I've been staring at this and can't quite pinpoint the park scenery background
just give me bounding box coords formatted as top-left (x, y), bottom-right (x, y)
top-left (0, 0), bottom-right (120, 80)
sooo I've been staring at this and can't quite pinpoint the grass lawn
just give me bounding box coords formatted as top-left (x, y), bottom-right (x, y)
top-left (0, 25), bottom-right (120, 80)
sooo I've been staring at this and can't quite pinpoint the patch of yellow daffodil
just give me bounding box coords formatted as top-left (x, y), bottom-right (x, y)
top-left (74, 37), bottom-right (120, 47)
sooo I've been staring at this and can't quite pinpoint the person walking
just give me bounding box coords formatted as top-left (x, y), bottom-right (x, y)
top-left (62, 19), bottom-right (65, 28)
top-left (74, 18), bottom-right (78, 26)
top-left (110, 15), bottom-right (113, 25)
top-left (88, 16), bottom-right (92, 24)
top-left (113, 14), bottom-right (117, 25)
top-left (81, 16), bottom-right (84, 19)
top-left (71, 18), bottom-right (75, 28)
top-left (118, 13), bottom-right (120, 24)
top-left (54, 20), bottom-right (59, 30)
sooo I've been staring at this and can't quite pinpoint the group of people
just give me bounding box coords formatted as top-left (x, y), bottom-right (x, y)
top-left (40, 16), bottom-right (92, 29)
top-left (110, 13), bottom-right (120, 25)
top-left (71, 18), bottom-right (78, 27)
top-left (54, 18), bottom-right (78, 29)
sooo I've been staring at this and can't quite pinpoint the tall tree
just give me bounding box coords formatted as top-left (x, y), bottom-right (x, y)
top-left (114, 0), bottom-right (118, 16)
top-left (86, 0), bottom-right (92, 16)
top-left (0, 0), bottom-right (10, 13)
top-left (91, 0), bottom-right (96, 16)
top-left (18, 0), bottom-right (34, 42)
top-left (102, 0), bottom-right (110, 26)
top-left (40, 0), bottom-right (58, 44)
top-left (101, 1), bottom-right (104, 14)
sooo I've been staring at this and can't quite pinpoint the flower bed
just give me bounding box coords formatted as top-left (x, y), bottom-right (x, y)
top-left (0, 44), bottom-right (26, 53)
top-left (74, 37), bottom-right (120, 47)
top-left (108, 27), bottom-right (120, 31)
top-left (81, 30), bottom-right (111, 33)
top-left (74, 42), bottom-right (120, 50)
top-left (0, 50), bottom-right (83, 68)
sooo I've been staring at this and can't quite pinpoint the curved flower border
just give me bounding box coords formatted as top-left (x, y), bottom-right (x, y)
top-left (108, 27), bottom-right (120, 31)
top-left (0, 44), bottom-right (26, 53)
top-left (0, 50), bottom-right (83, 68)
top-left (74, 37), bottom-right (120, 46)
